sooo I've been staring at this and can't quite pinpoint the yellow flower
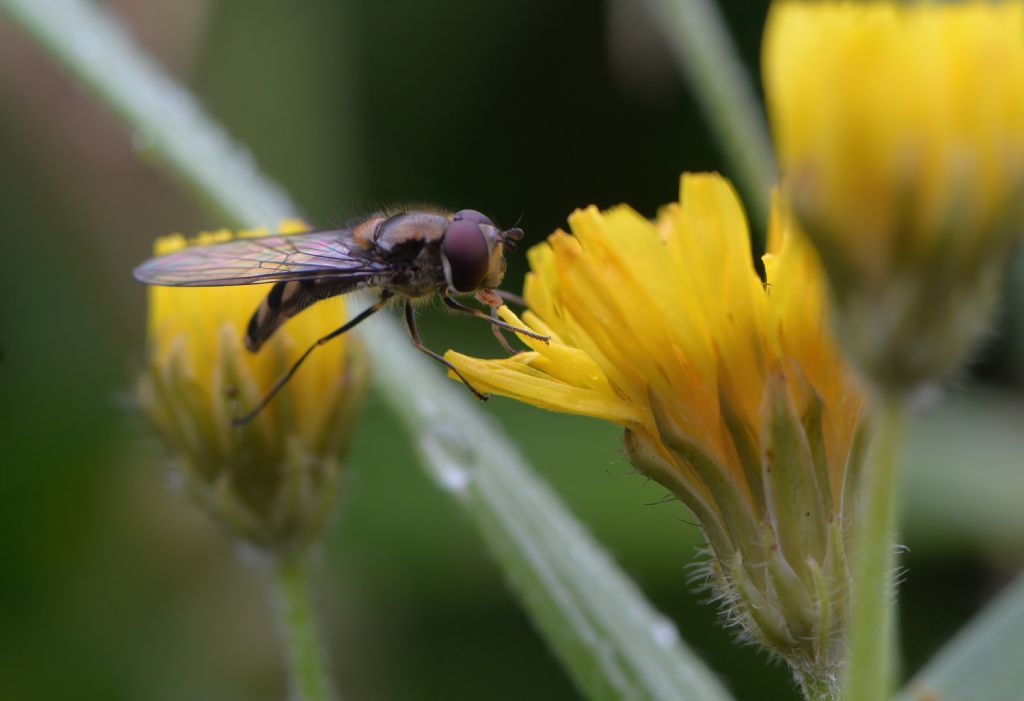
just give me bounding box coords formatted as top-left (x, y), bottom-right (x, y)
top-left (445, 174), bottom-right (867, 690)
top-left (764, 1), bottom-right (1024, 392)
top-left (137, 220), bottom-right (366, 554)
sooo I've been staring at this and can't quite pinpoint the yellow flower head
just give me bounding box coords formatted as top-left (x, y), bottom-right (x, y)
top-left (138, 220), bottom-right (366, 554)
top-left (764, 1), bottom-right (1024, 391)
top-left (446, 174), bottom-right (867, 687)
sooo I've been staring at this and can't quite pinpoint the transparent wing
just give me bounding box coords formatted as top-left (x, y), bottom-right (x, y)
top-left (133, 229), bottom-right (387, 287)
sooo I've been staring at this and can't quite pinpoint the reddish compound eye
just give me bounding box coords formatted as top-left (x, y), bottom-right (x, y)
top-left (442, 219), bottom-right (490, 292)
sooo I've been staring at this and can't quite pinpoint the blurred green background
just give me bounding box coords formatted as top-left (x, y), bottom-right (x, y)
top-left (1, 1), bottom-right (1022, 699)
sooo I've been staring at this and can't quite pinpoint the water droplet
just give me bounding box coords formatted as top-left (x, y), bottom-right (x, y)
top-left (439, 462), bottom-right (471, 493)
top-left (651, 615), bottom-right (680, 648)
top-left (419, 430), bottom-right (473, 495)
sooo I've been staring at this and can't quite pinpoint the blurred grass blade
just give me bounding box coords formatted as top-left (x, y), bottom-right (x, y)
top-left (895, 572), bottom-right (1024, 701)
top-left (377, 360), bottom-right (733, 701)
top-left (637, 0), bottom-right (776, 227)
top-left (0, 0), bottom-right (296, 227)
top-left (0, 0), bottom-right (735, 698)
top-left (903, 390), bottom-right (1024, 553)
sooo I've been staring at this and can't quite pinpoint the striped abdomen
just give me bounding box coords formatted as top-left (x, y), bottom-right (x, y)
top-left (245, 277), bottom-right (357, 352)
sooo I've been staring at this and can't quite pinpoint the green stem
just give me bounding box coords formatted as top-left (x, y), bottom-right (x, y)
top-left (799, 674), bottom-right (835, 701)
top-left (843, 395), bottom-right (907, 701)
top-left (273, 556), bottom-right (336, 701)
top-left (640, 0), bottom-right (776, 230)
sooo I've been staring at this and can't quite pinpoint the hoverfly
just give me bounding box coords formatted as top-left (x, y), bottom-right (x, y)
top-left (134, 208), bottom-right (548, 423)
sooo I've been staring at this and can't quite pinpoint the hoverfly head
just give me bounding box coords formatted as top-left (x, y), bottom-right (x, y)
top-left (442, 209), bottom-right (511, 293)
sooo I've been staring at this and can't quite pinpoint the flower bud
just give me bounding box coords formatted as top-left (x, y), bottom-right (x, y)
top-left (137, 221), bottom-right (366, 555)
top-left (764, 1), bottom-right (1024, 392)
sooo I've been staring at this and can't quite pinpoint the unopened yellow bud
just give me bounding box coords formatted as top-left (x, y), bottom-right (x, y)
top-left (137, 222), bottom-right (366, 555)
top-left (764, 1), bottom-right (1024, 392)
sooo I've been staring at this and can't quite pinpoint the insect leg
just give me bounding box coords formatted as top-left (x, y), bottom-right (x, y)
top-left (492, 289), bottom-right (526, 307)
top-left (488, 305), bottom-right (517, 354)
top-left (440, 290), bottom-right (550, 344)
top-left (472, 290), bottom-right (517, 353)
top-left (403, 300), bottom-right (489, 401)
top-left (233, 292), bottom-right (392, 426)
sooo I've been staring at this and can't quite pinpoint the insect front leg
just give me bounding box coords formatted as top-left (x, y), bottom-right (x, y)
top-left (488, 306), bottom-right (517, 355)
top-left (403, 300), bottom-right (489, 401)
top-left (440, 289), bottom-right (550, 347)
top-left (474, 289), bottom-right (516, 353)
top-left (490, 288), bottom-right (526, 307)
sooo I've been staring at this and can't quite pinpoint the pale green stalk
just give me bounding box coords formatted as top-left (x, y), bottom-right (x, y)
top-left (274, 556), bottom-right (336, 701)
top-left (0, 1), bottom-right (735, 698)
top-left (843, 396), bottom-right (906, 701)
top-left (638, 0), bottom-right (776, 227)
top-left (799, 675), bottom-right (833, 701)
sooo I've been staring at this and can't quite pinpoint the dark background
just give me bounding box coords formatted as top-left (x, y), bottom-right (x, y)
top-left (1, 1), bottom-right (1021, 699)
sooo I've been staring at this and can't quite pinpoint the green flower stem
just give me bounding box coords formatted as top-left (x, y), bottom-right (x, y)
top-left (843, 395), bottom-right (907, 701)
top-left (273, 556), bottom-right (336, 701)
top-left (0, 1), bottom-right (735, 698)
top-left (799, 674), bottom-right (834, 701)
top-left (639, 0), bottom-right (776, 229)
